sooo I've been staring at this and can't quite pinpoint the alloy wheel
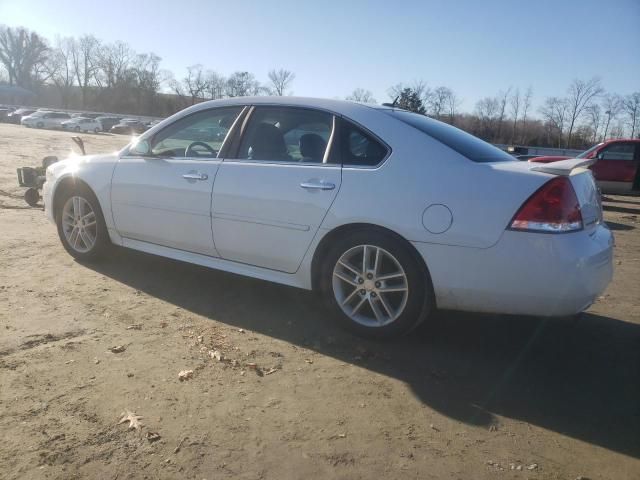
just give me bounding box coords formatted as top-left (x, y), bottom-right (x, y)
top-left (332, 245), bottom-right (409, 327)
top-left (61, 196), bottom-right (97, 253)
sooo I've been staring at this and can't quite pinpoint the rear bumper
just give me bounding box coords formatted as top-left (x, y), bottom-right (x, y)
top-left (413, 225), bottom-right (614, 317)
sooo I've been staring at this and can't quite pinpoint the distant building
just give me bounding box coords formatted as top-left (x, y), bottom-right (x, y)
top-left (0, 85), bottom-right (36, 105)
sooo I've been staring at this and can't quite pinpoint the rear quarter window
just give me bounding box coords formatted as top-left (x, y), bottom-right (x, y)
top-left (387, 110), bottom-right (515, 163)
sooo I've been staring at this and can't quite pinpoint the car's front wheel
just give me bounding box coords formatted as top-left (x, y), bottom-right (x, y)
top-left (320, 230), bottom-right (433, 338)
top-left (55, 186), bottom-right (110, 261)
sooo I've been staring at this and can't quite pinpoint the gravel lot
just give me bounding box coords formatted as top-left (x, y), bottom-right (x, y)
top-left (1, 123), bottom-right (639, 479)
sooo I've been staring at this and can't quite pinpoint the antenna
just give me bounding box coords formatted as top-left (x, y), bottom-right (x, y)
top-left (382, 96), bottom-right (400, 108)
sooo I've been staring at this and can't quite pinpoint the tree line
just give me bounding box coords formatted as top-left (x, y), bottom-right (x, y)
top-left (0, 25), bottom-right (296, 117)
top-left (347, 79), bottom-right (639, 149)
top-left (1, 25), bottom-right (638, 148)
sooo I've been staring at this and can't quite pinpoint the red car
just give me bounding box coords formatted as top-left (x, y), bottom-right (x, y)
top-left (530, 139), bottom-right (640, 194)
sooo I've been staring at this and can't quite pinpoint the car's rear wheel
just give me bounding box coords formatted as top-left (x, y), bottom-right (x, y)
top-left (55, 185), bottom-right (110, 261)
top-left (320, 230), bottom-right (433, 338)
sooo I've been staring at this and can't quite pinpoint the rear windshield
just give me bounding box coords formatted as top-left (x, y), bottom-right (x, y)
top-left (387, 110), bottom-right (515, 163)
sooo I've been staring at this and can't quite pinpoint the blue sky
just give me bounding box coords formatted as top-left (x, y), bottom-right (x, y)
top-left (1, 0), bottom-right (638, 113)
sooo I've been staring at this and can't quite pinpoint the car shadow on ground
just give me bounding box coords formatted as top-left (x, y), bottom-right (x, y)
top-left (605, 221), bottom-right (635, 231)
top-left (85, 247), bottom-right (640, 459)
top-left (602, 204), bottom-right (640, 215)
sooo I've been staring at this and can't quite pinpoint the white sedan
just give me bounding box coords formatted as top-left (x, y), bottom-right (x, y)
top-left (21, 111), bottom-right (71, 129)
top-left (61, 117), bottom-right (102, 133)
top-left (43, 97), bottom-right (613, 337)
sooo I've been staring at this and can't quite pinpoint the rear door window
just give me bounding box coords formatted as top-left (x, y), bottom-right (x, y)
top-left (234, 107), bottom-right (335, 163)
top-left (338, 119), bottom-right (389, 167)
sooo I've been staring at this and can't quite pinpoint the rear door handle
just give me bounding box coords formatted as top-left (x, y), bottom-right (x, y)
top-left (182, 172), bottom-right (208, 181)
top-left (300, 180), bottom-right (335, 190)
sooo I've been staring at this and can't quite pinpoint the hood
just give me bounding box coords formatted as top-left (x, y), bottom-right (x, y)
top-left (47, 153), bottom-right (118, 174)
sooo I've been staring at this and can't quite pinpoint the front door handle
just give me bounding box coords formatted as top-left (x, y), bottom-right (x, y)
top-left (182, 172), bottom-right (208, 181)
top-left (300, 180), bottom-right (335, 191)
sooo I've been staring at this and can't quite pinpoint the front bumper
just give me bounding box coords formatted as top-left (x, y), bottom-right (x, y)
top-left (413, 224), bottom-right (614, 317)
top-left (43, 180), bottom-right (55, 224)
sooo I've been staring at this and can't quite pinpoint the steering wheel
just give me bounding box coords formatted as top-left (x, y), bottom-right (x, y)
top-left (185, 141), bottom-right (216, 158)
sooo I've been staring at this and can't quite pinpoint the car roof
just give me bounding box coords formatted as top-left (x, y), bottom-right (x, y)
top-left (182, 96), bottom-right (384, 117)
top-left (601, 138), bottom-right (640, 144)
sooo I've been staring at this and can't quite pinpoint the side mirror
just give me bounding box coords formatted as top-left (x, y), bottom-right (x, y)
top-left (130, 139), bottom-right (151, 156)
top-left (595, 152), bottom-right (604, 160)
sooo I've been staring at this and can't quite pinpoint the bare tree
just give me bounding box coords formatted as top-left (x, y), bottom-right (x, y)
top-left (44, 36), bottom-right (75, 108)
top-left (509, 88), bottom-right (521, 144)
top-left (164, 70), bottom-right (184, 96)
top-left (70, 35), bottom-right (100, 108)
top-left (519, 86), bottom-right (533, 144)
top-left (95, 41), bottom-right (133, 89)
top-left (495, 88), bottom-right (511, 142)
top-left (205, 70), bottom-right (226, 100)
top-left (429, 86), bottom-right (453, 120)
top-left (621, 92), bottom-right (640, 138)
top-left (183, 64), bottom-right (207, 104)
top-left (346, 88), bottom-right (376, 103)
top-left (540, 97), bottom-right (570, 147)
top-left (132, 53), bottom-right (162, 114)
top-left (475, 97), bottom-right (500, 141)
top-left (446, 91), bottom-right (461, 125)
top-left (601, 93), bottom-right (621, 140)
top-left (267, 68), bottom-right (295, 96)
top-left (585, 103), bottom-right (602, 143)
top-left (0, 25), bottom-right (49, 88)
top-left (565, 78), bottom-right (603, 148)
top-left (610, 119), bottom-right (626, 139)
top-left (225, 71), bottom-right (261, 97)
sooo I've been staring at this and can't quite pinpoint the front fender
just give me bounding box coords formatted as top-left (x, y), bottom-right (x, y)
top-left (46, 154), bottom-right (119, 231)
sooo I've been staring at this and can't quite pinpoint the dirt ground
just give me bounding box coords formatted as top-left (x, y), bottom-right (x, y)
top-left (0, 123), bottom-right (639, 480)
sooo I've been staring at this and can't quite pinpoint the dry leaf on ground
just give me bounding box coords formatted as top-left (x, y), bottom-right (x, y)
top-left (118, 410), bottom-right (143, 430)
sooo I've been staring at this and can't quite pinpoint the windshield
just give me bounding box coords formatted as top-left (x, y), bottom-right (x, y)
top-left (576, 143), bottom-right (603, 158)
top-left (387, 110), bottom-right (515, 163)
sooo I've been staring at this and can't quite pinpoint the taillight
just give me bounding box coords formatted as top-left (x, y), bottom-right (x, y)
top-left (509, 176), bottom-right (583, 233)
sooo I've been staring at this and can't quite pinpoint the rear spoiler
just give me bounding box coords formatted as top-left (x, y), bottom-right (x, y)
top-left (529, 157), bottom-right (596, 176)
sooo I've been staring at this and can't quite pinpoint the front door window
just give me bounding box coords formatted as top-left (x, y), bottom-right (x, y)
top-left (149, 107), bottom-right (243, 159)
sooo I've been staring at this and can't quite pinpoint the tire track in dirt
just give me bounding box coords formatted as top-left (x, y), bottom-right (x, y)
top-left (0, 329), bottom-right (87, 357)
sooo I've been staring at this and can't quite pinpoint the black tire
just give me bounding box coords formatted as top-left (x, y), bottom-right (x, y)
top-left (319, 229), bottom-right (434, 338)
top-left (55, 184), bottom-right (110, 261)
top-left (24, 188), bottom-right (40, 207)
